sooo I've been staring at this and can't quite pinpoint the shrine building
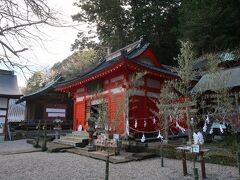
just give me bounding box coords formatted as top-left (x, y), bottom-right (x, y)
top-left (56, 38), bottom-right (178, 139)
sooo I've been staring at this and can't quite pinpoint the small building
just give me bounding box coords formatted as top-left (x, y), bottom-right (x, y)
top-left (17, 76), bottom-right (73, 129)
top-left (0, 70), bottom-right (23, 140)
top-left (56, 38), bottom-right (178, 139)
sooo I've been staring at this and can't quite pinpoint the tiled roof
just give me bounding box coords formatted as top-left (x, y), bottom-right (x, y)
top-left (191, 66), bottom-right (240, 93)
top-left (16, 76), bottom-right (62, 103)
top-left (57, 38), bottom-right (176, 88)
top-left (0, 70), bottom-right (22, 97)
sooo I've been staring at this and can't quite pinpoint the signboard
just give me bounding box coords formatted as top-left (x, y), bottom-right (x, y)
top-left (191, 144), bottom-right (200, 153)
top-left (46, 108), bottom-right (66, 113)
top-left (46, 108), bottom-right (66, 118)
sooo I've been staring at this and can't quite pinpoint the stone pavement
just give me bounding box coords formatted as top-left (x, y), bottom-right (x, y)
top-left (0, 139), bottom-right (40, 155)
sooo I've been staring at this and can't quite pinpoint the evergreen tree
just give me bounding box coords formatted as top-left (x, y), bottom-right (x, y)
top-left (72, 0), bottom-right (180, 65)
top-left (178, 0), bottom-right (240, 55)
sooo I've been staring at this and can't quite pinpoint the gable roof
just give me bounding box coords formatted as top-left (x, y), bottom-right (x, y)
top-left (57, 38), bottom-right (177, 90)
top-left (191, 66), bottom-right (240, 93)
top-left (0, 70), bottom-right (22, 98)
top-left (16, 76), bottom-right (62, 103)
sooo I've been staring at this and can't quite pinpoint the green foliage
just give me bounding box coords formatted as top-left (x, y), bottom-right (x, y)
top-left (25, 71), bottom-right (45, 94)
top-left (129, 0), bottom-right (180, 65)
top-left (178, 0), bottom-right (240, 55)
top-left (72, 0), bottom-right (180, 65)
top-left (25, 49), bottom-right (97, 93)
top-left (50, 49), bottom-right (98, 80)
top-left (175, 41), bottom-right (196, 89)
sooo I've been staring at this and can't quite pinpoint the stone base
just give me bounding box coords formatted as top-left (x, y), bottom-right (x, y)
top-left (83, 145), bottom-right (96, 152)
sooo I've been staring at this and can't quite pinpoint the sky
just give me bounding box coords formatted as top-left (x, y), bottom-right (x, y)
top-left (15, 0), bottom-right (89, 87)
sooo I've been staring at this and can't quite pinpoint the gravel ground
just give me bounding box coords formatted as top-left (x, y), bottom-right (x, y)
top-left (0, 139), bottom-right (36, 154)
top-left (0, 152), bottom-right (238, 180)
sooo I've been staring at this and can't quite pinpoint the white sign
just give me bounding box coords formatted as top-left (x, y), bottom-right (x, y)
top-left (0, 117), bottom-right (5, 123)
top-left (0, 110), bottom-right (6, 116)
top-left (46, 108), bottom-right (66, 113)
top-left (191, 144), bottom-right (200, 153)
top-left (48, 113), bottom-right (65, 117)
top-left (113, 134), bottom-right (120, 140)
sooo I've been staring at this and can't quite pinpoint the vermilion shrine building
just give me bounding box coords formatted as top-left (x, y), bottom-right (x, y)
top-left (57, 39), bottom-right (178, 138)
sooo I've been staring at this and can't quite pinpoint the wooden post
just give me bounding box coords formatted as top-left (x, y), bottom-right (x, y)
top-left (193, 154), bottom-right (199, 180)
top-left (199, 152), bottom-right (206, 179)
top-left (235, 94), bottom-right (240, 179)
top-left (186, 110), bottom-right (192, 144)
top-left (182, 150), bottom-right (188, 176)
top-left (41, 121), bottom-right (47, 151)
top-left (160, 142), bottom-right (164, 167)
top-left (4, 98), bottom-right (9, 141)
top-left (105, 151), bottom-right (109, 180)
top-left (164, 114), bottom-right (168, 142)
top-left (34, 120), bottom-right (41, 148)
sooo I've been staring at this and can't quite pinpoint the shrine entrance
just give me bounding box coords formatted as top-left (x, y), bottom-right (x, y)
top-left (88, 98), bottom-right (108, 129)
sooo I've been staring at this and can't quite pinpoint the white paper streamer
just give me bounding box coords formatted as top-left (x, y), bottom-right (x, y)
top-left (197, 132), bottom-right (204, 145)
top-left (105, 124), bottom-right (108, 131)
top-left (209, 128), bottom-right (213, 134)
top-left (203, 122), bottom-right (207, 132)
top-left (126, 120), bottom-right (129, 136)
top-left (144, 120), bottom-right (147, 128)
top-left (190, 117), bottom-right (194, 125)
top-left (78, 124), bottom-right (82, 131)
top-left (153, 117), bottom-right (156, 124)
top-left (157, 131), bottom-right (163, 139)
top-left (193, 132), bottom-right (198, 145)
top-left (141, 133), bottom-right (146, 142)
top-left (206, 115), bottom-right (210, 124)
top-left (170, 115), bottom-right (173, 122)
top-left (176, 121), bottom-right (186, 133)
top-left (220, 124), bottom-right (224, 133)
top-left (134, 120), bottom-right (138, 128)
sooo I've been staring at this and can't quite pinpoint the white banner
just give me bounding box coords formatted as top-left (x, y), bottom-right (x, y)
top-left (0, 110), bottom-right (6, 116)
top-left (46, 108), bottom-right (66, 113)
top-left (48, 112), bottom-right (65, 117)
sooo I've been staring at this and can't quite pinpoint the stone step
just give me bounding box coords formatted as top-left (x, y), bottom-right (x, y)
top-left (60, 136), bottom-right (89, 142)
top-left (54, 139), bottom-right (83, 147)
top-left (47, 142), bottom-right (74, 152)
top-left (130, 152), bottom-right (156, 161)
top-left (54, 138), bottom-right (88, 147)
top-left (70, 131), bottom-right (89, 138)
